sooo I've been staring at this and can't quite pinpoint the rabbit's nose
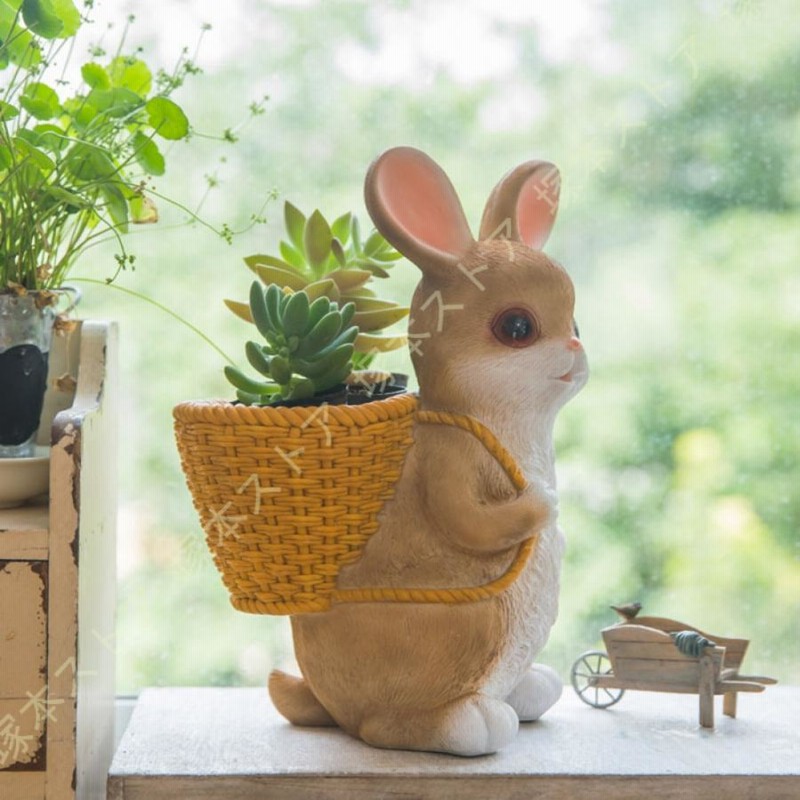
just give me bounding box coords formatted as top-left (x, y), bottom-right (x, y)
top-left (566, 336), bottom-right (582, 351)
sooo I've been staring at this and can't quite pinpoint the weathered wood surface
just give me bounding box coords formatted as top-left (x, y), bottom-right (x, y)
top-left (108, 686), bottom-right (800, 800)
top-left (48, 321), bottom-right (117, 800)
top-left (593, 677), bottom-right (765, 695)
top-left (0, 505), bottom-right (49, 561)
top-left (626, 617), bottom-right (749, 671)
top-left (0, 561), bottom-right (48, 771)
top-left (0, 322), bottom-right (117, 800)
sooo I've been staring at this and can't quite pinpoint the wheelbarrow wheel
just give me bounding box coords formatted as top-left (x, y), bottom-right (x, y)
top-left (571, 650), bottom-right (625, 709)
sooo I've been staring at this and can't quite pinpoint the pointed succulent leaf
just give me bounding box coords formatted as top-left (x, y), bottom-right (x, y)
top-left (284, 201), bottom-right (306, 253)
top-left (245, 253), bottom-right (297, 274)
top-left (235, 390), bottom-right (261, 406)
top-left (245, 340), bottom-right (272, 376)
top-left (269, 355), bottom-right (291, 385)
top-left (330, 212), bottom-right (352, 244)
top-left (351, 351), bottom-right (376, 370)
top-left (352, 306), bottom-right (410, 333)
top-left (347, 297), bottom-right (403, 312)
top-left (265, 284), bottom-right (283, 330)
top-left (355, 332), bottom-right (407, 353)
top-left (304, 209), bottom-right (332, 273)
top-left (330, 237), bottom-right (347, 268)
top-left (304, 278), bottom-right (337, 302)
top-left (285, 377), bottom-right (315, 401)
top-left (279, 240), bottom-right (306, 271)
top-left (363, 230), bottom-right (388, 257)
top-left (306, 295), bottom-right (331, 331)
top-left (314, 325), bottom-right (358, 359)
top-left (341, 287), bottom-right (377, 300)
top-left (281, 290), bottom-right (310, 337)
top-left (250, 262), bottom-right (307, 291)
top-left (224, 365), bottom-right (274, 395)
top-left (310, 361), bottom-right (351, 394)
top-left (339, 301), bottom-right (356, 330)
top-left (224, 299), bottom-right (253, 323)
top-left (294, 342), bottom-right (353, 379)
top-left (356, 262), bottom-right (391, 279)
top-left (295, 309), bottom-right (342, 357)
top-left (249, 281), bottom-right (273, 339)
top-left (370, 249), bottom-right (404, 262)
top-left (351, 215), bottom-right (362, 253)
top-left (326, 268), bottom-right (371, 293)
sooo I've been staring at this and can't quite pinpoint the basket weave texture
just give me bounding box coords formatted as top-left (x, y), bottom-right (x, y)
top-left (174, 393), bottom-right (417, 615)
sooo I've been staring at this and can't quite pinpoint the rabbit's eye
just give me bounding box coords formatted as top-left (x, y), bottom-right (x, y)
top-left (492, 308), bottom-right (540, 348)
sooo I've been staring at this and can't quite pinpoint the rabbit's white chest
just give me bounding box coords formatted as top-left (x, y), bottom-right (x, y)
top-left (482, 520), bottom-right (565, 699)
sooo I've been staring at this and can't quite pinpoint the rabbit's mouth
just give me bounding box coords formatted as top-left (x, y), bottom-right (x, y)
top-left (552, 359), bottom-right (588, 385)
top-left (552, 358), bottom-right (577, 382)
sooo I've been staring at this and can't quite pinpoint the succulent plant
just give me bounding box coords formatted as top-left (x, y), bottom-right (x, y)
top-left (224, 283), bottom-right (357, 405)
top-left (224, 202), bottom-right (408, 362)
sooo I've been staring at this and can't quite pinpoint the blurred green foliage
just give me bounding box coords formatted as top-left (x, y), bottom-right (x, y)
top-left (72, 0), bottom-right (799, 691)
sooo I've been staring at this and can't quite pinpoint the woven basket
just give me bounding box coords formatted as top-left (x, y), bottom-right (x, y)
top-left (174, 393), bottom-right (417, 615)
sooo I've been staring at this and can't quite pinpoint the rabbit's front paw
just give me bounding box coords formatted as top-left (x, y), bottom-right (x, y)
top-left (523, 481), bottom-right (559, 531)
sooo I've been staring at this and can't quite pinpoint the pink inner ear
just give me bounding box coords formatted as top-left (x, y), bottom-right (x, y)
top-left (517, 167), bottom-right (560, 249)
top-left (376, 152), bottom-right (472, 256)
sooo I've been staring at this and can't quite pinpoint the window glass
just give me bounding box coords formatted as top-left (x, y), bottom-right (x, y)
top-left (70, 0), bottom-right (798, 692)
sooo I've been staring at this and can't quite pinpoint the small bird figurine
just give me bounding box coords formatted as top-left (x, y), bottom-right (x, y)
top-left (611, 601), bottom-right (642, 622)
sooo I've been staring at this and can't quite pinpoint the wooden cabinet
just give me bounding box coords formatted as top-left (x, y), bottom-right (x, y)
top-left (0, 322), bottom-right (117, 800)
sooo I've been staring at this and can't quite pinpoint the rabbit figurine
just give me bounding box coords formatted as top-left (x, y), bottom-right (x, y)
top-left (268, 146), bottom-right (588, 756)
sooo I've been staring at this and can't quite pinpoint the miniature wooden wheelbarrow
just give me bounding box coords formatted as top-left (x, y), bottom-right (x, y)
top-left (571, 613), bottom-right (777, 728)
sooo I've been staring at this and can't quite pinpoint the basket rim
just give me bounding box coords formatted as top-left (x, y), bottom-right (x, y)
top-left (173, 390), bottom-right (417, 427)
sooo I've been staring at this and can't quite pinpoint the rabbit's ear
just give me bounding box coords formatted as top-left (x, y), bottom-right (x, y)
top-left (365, 147), bottom-right (474, 276)
top-left (479, 161), bottom-right (560, 250)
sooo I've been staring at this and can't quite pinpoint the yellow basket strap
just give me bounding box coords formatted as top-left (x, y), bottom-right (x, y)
top-left (415, 409), bottom-right (528, 492)
top-left (331, 408), bottom-right (537, 607)
top-left (331, 535), bottom-right (537, 606)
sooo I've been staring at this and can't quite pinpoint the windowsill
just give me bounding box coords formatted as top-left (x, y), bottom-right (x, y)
top-left (107, 686), bottom-right (800, 799)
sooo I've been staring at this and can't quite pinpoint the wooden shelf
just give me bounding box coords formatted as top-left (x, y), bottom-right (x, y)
top-left (0, 321), bottom-right (117, 800)
top-left (108, 685), bottom-right (800, 800)
top-left (0, 501), bottom-right (49, 560)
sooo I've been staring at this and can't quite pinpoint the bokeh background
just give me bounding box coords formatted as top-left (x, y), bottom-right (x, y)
top-left (68, 0), bottom-right (799, 692)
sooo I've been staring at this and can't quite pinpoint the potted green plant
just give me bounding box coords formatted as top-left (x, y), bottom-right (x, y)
top-left (173, 207), bottom-right (416, 615)
top-left (223, 202), bottom-right (409, 391)
top-left (1, 1), bottom-right (199, 457)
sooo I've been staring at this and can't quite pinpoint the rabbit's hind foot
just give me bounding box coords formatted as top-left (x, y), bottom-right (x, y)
top-left (359, 693), bottom-right (519, 757)
top-left (268, 669), bottom-right (338, 727)
top-left (506, 663), bottom-right (563, 722)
